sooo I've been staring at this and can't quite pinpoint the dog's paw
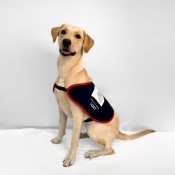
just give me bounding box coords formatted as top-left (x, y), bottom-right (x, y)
top-left (85, 150), bottom-right (97, 159)
top-left (63, 154), bottom-right (75, 167)
top-left (51, 137), bottom-right (61, 144)
top-left (79, 132), bottom-right (89, 139)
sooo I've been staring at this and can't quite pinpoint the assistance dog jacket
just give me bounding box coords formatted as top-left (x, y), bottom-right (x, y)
top-left (53, 82), bottom-right (114, 123)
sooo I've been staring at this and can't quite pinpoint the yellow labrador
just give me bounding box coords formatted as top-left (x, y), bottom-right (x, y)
top-left (51, 24), bottom-right (155, 167)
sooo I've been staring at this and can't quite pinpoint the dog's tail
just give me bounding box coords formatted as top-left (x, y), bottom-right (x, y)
top-left (116, 129), bottom-right (155, 140)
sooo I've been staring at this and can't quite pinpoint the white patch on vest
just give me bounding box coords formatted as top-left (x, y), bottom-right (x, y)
top-left (91, 86), bottom-right (104, 106)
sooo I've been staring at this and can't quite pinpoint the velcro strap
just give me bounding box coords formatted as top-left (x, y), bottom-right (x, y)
top-left (53, 83), bottom-right (67, 92)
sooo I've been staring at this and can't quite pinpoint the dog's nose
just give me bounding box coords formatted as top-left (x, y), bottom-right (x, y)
top-left (62, 39), bottom-right (71, 47)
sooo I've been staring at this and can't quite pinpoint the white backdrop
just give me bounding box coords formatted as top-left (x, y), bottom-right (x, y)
top-left (0, 0), bottom-right (175, 131)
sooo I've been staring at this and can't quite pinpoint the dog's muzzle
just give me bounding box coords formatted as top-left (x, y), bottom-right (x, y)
top-left (63, 39), bottom-right (71, 48)
top-left (60, 39), bottom-right (76, 56)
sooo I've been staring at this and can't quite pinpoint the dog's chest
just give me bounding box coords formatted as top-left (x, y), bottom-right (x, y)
top-left (55, 89), bottom-right (72, 117)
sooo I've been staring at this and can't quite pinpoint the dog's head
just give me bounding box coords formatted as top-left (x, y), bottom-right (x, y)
top-left (51, 24), bottom-right (94, 56)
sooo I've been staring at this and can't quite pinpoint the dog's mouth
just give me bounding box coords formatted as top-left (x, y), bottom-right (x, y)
top-left (59, 49), bottom-right (76, 56)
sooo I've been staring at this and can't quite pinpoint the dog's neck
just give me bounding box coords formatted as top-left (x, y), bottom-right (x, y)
top-left (57, 51), bottom-right (83, 82)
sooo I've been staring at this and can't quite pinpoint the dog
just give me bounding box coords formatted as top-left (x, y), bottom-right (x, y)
top-left (50, 24), bottom-right (155, 167)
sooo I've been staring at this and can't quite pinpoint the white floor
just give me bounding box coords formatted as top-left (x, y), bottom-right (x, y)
top-left (1, 128), bottom-right (175, 175)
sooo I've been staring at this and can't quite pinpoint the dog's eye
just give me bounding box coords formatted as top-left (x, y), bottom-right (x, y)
top-left (75, 34), bottom-right (81, 39)
top-left (61, 30), bottom-right (66, 34)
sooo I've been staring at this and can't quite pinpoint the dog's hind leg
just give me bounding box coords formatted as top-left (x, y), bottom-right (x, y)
top-left (85, 144), bottom-right (115, 159)
top-left (85, 124), bottom-right (115, 158)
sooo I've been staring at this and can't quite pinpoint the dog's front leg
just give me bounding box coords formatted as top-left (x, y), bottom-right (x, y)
top-left (63, 110), bottom-right (83, 167)
top-left (51, 105), bottom-right (68, 144)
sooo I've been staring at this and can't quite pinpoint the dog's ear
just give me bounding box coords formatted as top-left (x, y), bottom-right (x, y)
top-left (83, 31), bottom-right (94, 53)
top-left (51, 24), bottom-right (64, 43)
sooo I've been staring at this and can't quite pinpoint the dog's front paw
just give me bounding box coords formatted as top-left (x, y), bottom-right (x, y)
top-left (51, 137), bottom-right (61, 144)
top-left (63, 154), bottom-right (75, 167)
